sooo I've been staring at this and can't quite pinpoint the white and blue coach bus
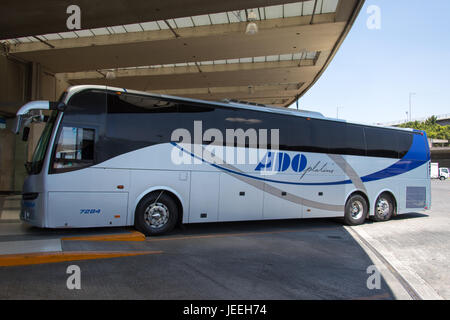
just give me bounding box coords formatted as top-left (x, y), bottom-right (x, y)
top-left (13, 85), bottom-right (431, 235)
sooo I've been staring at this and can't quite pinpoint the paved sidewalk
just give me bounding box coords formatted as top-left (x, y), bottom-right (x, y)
top-left (350, 180), bottom-right (450, 299)
top-left (0, 195), bottom-right (21, 221)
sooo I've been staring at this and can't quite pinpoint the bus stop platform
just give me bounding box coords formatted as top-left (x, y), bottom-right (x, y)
top-left (0, 194), bottom-right (148, 259)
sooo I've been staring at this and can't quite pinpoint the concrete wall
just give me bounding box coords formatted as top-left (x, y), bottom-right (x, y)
top-left (29, 62), bottom-right (58, 101)
top-left (0, 55), bottom-right (27, 192)
top-left (431, 150), bottom-right (450, 168)
top-left (0, 55), bottom-right (29, 116)
top-left (0, 129), bottom-right (16, 191)
top-left (55, 74), bottom-right (71, 99)
top-left (0, 55), bottom-right (61, 192)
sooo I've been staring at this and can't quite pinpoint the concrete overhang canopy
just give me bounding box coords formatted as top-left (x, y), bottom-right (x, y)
top-left (0, 0), bottom-right (306, 40)
top-left (1, 0), bottom-right (364, 107)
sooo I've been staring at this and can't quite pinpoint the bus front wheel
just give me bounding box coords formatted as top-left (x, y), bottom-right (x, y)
top-left (135, 192), bottom-right (179, 236)
top-left (344, 194), bottom-right (368, 226)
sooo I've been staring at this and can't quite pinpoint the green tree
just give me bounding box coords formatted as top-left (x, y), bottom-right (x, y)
top-left (398, 116), bottom-right (450, 142)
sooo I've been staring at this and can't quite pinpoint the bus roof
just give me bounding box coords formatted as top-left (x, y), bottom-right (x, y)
top-left (64, 85), bottom-right (416, 133)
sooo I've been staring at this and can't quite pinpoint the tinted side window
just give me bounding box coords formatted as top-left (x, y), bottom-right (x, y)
top-left (397, 131), bottom-right (413, 158)
top-left (52, 127), bottom-right (95, 172)
top-left (106, 93), bottom-right (180, 143)
top-left (248, 113), bottom-right (311, 152)
top-left (326, 121), bottom-right (347, 154)
top-left (64, 90), bottom-right (107, 126)
top-left (52, 90), bottom-right (106, 172)
top-left (218, 109), bottom-right (287, 149)
top-left (344, 124), bottom-right (366, 156)
top-left (104, 93), bottom-right (185, 161)
top-left (364, 127), bottom-right (398, 158)
top-left (308, 119), bottom-right (331, 154)
top-left (94, 91), bottom-right (414, 161)
top-left (176, 104), bottom-right (237, 147)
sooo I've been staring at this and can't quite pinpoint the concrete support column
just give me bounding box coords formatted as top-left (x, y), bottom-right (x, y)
top-left (55, 74), bottom-right (71, 99)
top-left (30, 62), bottom-right (41, 100)
top-left (0, 129), bottom-right (16, 192)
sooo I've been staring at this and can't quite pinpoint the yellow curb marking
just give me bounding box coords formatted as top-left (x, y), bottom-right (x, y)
top-left (0, 250), bottom-right (162, 267)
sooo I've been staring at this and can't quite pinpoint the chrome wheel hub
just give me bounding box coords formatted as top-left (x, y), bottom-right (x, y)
top-left (376, 198), bottom-right (390, 217)
top-left (144, 202), bottom-right (169, 228)
top-left (350, 200), bottom-right (364, 220)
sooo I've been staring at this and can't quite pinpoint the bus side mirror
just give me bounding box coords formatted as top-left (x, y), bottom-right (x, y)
top-left (22, 127), bottom-right (30, 141)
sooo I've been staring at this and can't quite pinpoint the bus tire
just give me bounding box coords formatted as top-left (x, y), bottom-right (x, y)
top-left (372, 193), bottom-right (394, 222)
top-left (344, 194), bottom-right (368, 226)
top-left (135, 192), bottom-right (179, 236)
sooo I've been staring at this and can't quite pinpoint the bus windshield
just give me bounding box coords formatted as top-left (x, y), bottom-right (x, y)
top-left (26, 111), bottom-right (58, 175)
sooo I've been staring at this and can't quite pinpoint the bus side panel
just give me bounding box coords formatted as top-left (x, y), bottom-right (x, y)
top-left (396, 165), bottom-right (430, 214)
top-left (46, 168), bottom-right (130, 227)
top-left (48, 192), bottom-right (128, 228)
top-left (396, 132), bottom-right (430, 213)
top-left (263, 177), bottom-right (303, 220)
top-left (128, 170), bottom-right (191, 226)
top-left (189, 171), bottom-right (220, 223)
top-left (218, 172), bottom-right (264, 222)
top-left (301, 185), bottom-right (346, 218)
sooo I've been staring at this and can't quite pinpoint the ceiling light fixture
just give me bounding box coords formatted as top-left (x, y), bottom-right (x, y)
top-left (245, 10), bottom-right (258, 35)
top-left (105, 71), bottom-right (116, 80)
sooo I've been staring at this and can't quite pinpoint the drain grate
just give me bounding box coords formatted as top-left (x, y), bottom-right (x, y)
top-left (327, 235), bottom-right (342, 239)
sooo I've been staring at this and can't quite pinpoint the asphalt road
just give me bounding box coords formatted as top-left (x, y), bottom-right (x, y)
top-left (0, 180), bottom-right (448, 299)
top-left (0, 220), bottom-right (393, 299)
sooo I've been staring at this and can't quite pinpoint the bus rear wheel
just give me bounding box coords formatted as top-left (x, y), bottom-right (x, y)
top-left (344, 194), bottom-right (368, 226)
top-left (372, 193), bottom-right (394, 222)
top-left (135, 192), bottom-right (179, 236)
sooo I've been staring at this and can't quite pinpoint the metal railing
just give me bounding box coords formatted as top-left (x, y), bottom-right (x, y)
top-left (376, 113), bottom-right (450, 126)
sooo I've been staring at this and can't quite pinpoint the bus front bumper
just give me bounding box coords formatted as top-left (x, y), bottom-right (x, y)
top-left (20, 192), bottom-right (46, 227)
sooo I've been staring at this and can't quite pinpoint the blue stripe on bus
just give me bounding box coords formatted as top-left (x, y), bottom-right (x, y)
top-left (361, 133), bottom-right (428, 182)
top-left (170, 133), bottom-right (428, 186)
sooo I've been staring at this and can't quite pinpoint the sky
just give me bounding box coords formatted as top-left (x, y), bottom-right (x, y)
top-left (289, 0), bottom-right (450, 125)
